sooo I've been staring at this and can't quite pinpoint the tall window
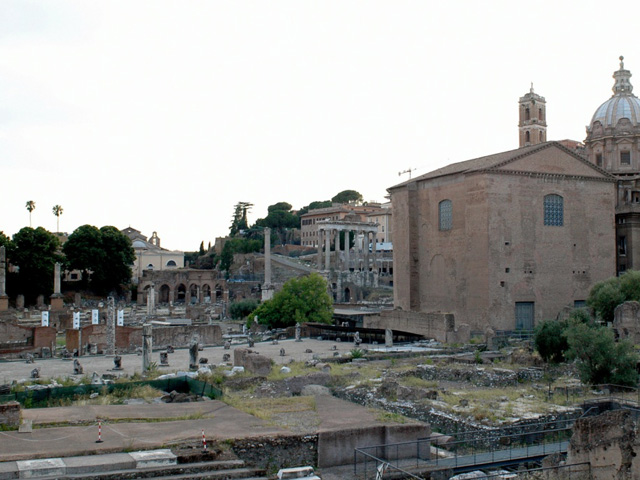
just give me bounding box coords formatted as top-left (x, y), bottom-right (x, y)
top-left (596, 153), bottom-right (603, 167)
top-left (525, 131), bottom-right (530, 143)
top-left (619, 236), bottom-right (627, 256)
top-left (543, 194), bottom-right (563, 226)
top-left (621, 151), bottom-right (631, 165)
top-left (525, 107), bottom-right (530, 121)
top-left (439, 200), bottom-right (452, 231)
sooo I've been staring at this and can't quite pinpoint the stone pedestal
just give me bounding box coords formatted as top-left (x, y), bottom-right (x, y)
top-left (50, 294), bottom-right (64, 311)
top-left (0, 295), bottom-right (8, 312)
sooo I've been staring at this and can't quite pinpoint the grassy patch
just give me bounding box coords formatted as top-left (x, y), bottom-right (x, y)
top-left (373, 410), bottom-right (408, 424)
top-left (398, 376), bottom-right (438, 389)
top-left (223, 394), bottom-right (316, 422)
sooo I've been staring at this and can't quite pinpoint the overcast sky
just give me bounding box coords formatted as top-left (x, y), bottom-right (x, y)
top-left (1, 1), bottom-right (638, 251)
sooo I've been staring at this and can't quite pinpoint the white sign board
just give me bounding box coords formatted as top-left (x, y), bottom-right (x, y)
top-left (73, 311), bottom-right (80, 329)
top-left (117, 309), bottom-right (124, 326)
top-left (41, 311), bottom-right (49, 327)
top-left (91, 309), bottom-right (99, 325)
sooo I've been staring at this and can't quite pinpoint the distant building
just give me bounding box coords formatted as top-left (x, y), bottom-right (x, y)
top-left (300, 203), bottom-right (386, 248)
top-left (584, 57), bottom-right (640, 274)
top-left (121, 228), bottom-right (184, 283)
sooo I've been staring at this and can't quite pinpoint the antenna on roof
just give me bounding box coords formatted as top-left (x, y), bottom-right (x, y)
top-left (398, 168), bottom-right (416, 179)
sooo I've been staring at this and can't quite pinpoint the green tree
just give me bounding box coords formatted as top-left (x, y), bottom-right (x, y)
top-left (10, 227), bottom-right (62, 303)
top-left (219, 238), bottom-right (262, 273)
top-left (565, 321), bottom-right (638, 386)
top-left (267, 202), bottom-right (292, 213)
top-left (587, 271), bottom-right (640, 323)
top-left (52, 205), bottom-right (63, 233)
top-left (331, 189), bottom-right (363, 204)
top-left (25, 200), bottom-right (35, 227)
top-left (63, 225), bottom-right (134, 295)
top-left (230, 299), bottom-right (260, 320)
top-left (229, 201), bottom-right (253, 237)
top-left (199, 241), bottom-right (205, 256)
top-left (250, 273), bottom-right (333, 329)
top-left (534, 319), bottom-right (569, 364)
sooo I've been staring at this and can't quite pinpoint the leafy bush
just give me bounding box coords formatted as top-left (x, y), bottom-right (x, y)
top-left (534, 319), bottom-right (569, 363)
top-left (587, 270), bottom-right (640, 323)
top-left (229, 299), bottom-right (260, 320)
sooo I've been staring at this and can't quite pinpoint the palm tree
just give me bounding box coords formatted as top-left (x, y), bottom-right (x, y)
top-left (52, 205), bottom-right (63, 233)
top-left (25, 200), bottom-right (35, 227)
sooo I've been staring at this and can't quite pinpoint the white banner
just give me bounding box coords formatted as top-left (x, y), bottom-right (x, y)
top-left (41, 311), bottom-right (49, 327)
top-left (117, 309), bottom-right (124, 326)
top-left (91, 309), bottom-right (99, 325)
top-left (73, 311), bottom-right (80, 329)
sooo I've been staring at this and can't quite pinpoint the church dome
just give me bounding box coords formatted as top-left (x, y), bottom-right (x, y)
top-left (589, 56), bottom-right (640, 129)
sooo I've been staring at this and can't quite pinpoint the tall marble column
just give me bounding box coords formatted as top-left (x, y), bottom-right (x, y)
top-left (147, 284), bottom-right (155, 316)
top-left (0, 246), bottom-right (8, 311)
top-left (106, 296), bottom-right (115, 356)
top-left (364, 232), bottom-right (370, 272)
top-left (324, 229), bottom-right (331, 271)
top-left (142, 323), bottom-right (153, 371)
top-left (316, 229), bottom-right (323, 270)
top-left (344, 230), bottom-right (350, 271)
top-left (50, 262), bottom-right (64, 310)
top-left (371, 231), bottom-right (378, 273)
top-left (262, 227), bottom-right (274, 301)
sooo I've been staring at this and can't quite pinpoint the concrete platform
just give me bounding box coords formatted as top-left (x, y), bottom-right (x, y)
top-left (1, 450), bottom-right (178, 479)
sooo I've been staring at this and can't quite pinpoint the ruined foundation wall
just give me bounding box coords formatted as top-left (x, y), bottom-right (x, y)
top-left (363, 310), bottom-right (470, 343)
top-left (567, 409), bottom-right (640, 479)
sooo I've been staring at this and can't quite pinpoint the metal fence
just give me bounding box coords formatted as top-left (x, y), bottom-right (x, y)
top-left (0, 376), bottom-right (222, 408)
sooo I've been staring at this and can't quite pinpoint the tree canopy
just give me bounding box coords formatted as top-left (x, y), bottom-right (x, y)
top-left (250, 273), bottom-right (333, 329)
top-left (229, 201), bottom-right (253, 237)
top-left (587, 270), bottom-right (640, 323)
top-left (10, 227), bottom-right (62, 303)
top-left (63, 225), bottom-right (135, 295)
top-left (331, 189), bottom-right (363, 204)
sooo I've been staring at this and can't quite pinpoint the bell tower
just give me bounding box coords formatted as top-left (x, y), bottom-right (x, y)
top-left (519, 84), bottom-right (547, 147)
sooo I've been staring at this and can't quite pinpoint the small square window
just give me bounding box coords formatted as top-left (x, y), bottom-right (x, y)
top-left (621, 151), bottom-right (631, 165)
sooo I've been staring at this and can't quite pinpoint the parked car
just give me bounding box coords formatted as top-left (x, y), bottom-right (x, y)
top-left (276, 466), bottom-right (321, 479)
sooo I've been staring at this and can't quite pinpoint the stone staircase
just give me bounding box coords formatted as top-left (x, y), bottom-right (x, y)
top-left (0, 450), bottom-right (269, 480)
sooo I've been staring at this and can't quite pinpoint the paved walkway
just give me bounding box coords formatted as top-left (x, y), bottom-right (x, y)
top-left (0, 338), bottom-right (350, 384)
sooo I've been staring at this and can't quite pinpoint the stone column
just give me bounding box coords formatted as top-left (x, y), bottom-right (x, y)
top-left (142, 323), bottom-right (152, 372)
top-left (316, 229), bottom-right (323, 269)
top-left (106, 296), bottom-right (115, 356)
top-left (50, 262), bottom-right (64, 310)
top-left (189, 341), bottom-right (199, 370)
top-left (385, 328), bottom-right (393, 347)
top-left (0, 246), bottom-right (8, 311)
top-left (264, 227), bottom-right (272, 285)
top-left (324, 228), bottom-right (331, 271)
top-left (262, 227), bottom-right (274, 301)
top-left (344, 230), bottom-right (350, 272)
top-left (363, 232), bottom-right (370, 272)
top-left (371, 231), bottom-right (378, 273)
top-left (147, 284), bottom-right (155, 316)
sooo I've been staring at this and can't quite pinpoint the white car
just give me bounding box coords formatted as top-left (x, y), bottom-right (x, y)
top-left (276, 466), bottom-right (321, 479)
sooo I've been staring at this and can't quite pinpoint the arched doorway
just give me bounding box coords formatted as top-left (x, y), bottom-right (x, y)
top-left (344, 287), bottom-right (351, 303)
top-left (189, 284), bottom-right (199, 304)
top-left (159, 284), bottom-right (170, 303)
top-left (202, 284), bottom-right (212, 303)
top-left (176, 284), bottom-right (186, 303)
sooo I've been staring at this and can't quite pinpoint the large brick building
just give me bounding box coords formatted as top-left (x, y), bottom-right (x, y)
top-left (388, 142), bottom-right (616, 331)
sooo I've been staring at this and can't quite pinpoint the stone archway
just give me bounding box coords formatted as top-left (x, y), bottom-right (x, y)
top-left (176, 284), bottom-right (186, 303)
top-left (159, 284), bottom-right (170, 304)
top-left (344, 287), bottom-right (351, 303)
top-left (189, 284), bottom-right (199, 304)
top-left (215, 285), bottom-right (223, 301)
top-left (202, 284), bottom-right (212, 303)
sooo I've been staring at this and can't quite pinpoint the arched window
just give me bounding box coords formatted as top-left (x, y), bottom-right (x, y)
top-left (539, 131), bottom-right (543, 142)
top-left (525, 131), bottom-right (531, 143)
top-left (439, 200), bottom-right (452, 231)
top-left (525, 107), bottom-right (530, 121)
top-left (544, 194), bottom-right (563, 226)
top-left (538, 108), bottom-right (543, 121)
top-left (166, 260), bottom-right (177, 267)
